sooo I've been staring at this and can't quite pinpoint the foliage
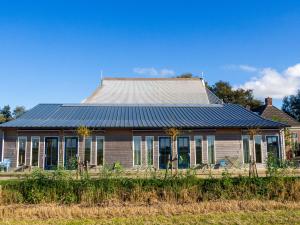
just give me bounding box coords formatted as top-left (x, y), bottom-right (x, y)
top-left (208, 81), bottom-right (262, 109)
top-left (76, 125), bottom-right (92, 138)
top-left (282, 90), bottom-right (300, 121)
top-left (176, 73), bottom-right (197, 78)
top-left (1, 168), bottom-right (300, 205)
top-left (13, 106), bottom-right (26, 119)
top-left (0, 105), bottom-right (26, 124)
top-left (265, 153), bottom-right (296, 177)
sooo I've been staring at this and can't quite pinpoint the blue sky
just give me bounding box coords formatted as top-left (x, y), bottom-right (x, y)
top-left (1, 0), bottom-right (300, 109)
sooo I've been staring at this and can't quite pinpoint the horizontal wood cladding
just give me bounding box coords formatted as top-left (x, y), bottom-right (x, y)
top-left (1, 128), bottom-right (282, 170)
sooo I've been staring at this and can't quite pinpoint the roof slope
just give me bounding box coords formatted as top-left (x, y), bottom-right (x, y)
top-left (0, 104), bottom-right (286, 129)
top-left (83, 78), bottom-right (221, 105)
top-left (253, 105), bottom-right (300, 127)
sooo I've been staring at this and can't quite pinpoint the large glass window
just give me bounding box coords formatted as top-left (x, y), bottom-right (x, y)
top-left (84, 137), bottom-right (92, 164)
top-left (65, 137), bottom-right (78, 169)
top-left (159, 137), bottom-right (172, 169)
top-left (146, 136), bottom-right (154, 166)
top-left (177, 137), bottom-right (190, 169)
top-left (242, 135), bottom-right (250, 163)
top-left (207, 136), bottom-right (215, 164)
top-left (96, 137), bottom-right (104, 166)
top-left (31, 137), bottom-right (40, 166)
top-left (45, 137), bottom-right (59, 170)
top-left (254, 136), bottom-right (262, 163)
top-left (291, 133), bottom-right (300, 157)
top-left (195, 136), bottom-right (203, 164)
top-left (18, 137), bottom-right (27, 167)
top-left (133, 136), bottom-right (141, 166)
top-left (266, 136), bottom-right (280, 159)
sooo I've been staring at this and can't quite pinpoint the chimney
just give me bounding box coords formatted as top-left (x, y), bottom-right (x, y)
top-left (265, 97), bottom-right (272, 106)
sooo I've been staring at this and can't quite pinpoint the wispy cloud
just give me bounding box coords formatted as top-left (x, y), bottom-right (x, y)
top-left (236, 63), bottom-right (300, 99)
top-left (224, 64), bottom-right (258, 72)
top-left (133, 67), bottom-right (175, 76)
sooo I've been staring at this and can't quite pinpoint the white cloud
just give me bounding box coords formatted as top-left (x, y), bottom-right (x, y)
top-left (224, 64), bottom-right (258, 72)
top-left (133, 67), bottom-right (175, 76)
top-left (236, 63), bottom-right (300, 99)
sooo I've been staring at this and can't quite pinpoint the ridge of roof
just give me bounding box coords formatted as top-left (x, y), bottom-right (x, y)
top-left (103, 77), bottom-right (202, 80)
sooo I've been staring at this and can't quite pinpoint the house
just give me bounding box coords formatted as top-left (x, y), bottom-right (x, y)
top-left (0, 78), bottom-right (287, 170)
top-left (253, 97), bottom-right (300, 159)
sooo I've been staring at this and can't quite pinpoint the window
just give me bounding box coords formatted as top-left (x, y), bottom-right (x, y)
top-left (146, 136), bottom-right (154, 166)
top-left (44, 137), bottom-right (59, 170)
top-left (18, 137), bottom-right (27, 167)
top-left (31, 137), bottom-right (40, 166)
top-left (133, 136), bottom-right (142, 166)
top-left (177, 137), bottom-right (190, 169)
top-left (159, 137), bottom-right (172, 169)
top-left (96, 137), bottom-right (104, 166)
top-left (64, 137), bottom-right (78, 169)
top-left (242, 135), bottom-right (250, 163)
top-left (254, 136), bottom-right (262, 163)
top-left (207, 136), bottom-right (215, 164)
top-left (291, 133), bottom-right (300, 157)
top-left (195, 136), bottom-right (203, 164)
top-left (84, 137), bottom-right (92, 164)
top-left (266, 136), bottom-right (280, 159)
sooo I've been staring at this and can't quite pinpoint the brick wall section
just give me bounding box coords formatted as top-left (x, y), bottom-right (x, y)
top-left (1, 128), bottom-right (283, 170)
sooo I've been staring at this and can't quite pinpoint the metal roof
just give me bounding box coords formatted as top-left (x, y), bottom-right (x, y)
top-left (0, 103), bottom-right (287, 129)
top-left (83, 78), bottom-right (221, 105)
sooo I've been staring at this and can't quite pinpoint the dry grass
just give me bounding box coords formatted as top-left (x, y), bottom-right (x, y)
top-left (0, 200), bottom-right (299, 220)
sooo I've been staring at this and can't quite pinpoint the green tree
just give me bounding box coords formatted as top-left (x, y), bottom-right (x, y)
top-left (13, 106), bottom-right (26, 119)
top-left (1, 105), bottom-right (12, 122)
top-left (282, 90), bottom-right (300, 121)
top-left (176, 73), bottom-right (196, 78)
top-left (210, 81), bottom-right (262, 109)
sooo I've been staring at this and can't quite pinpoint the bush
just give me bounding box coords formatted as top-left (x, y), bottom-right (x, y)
top-left (0, 169), bottom-right (299, 205)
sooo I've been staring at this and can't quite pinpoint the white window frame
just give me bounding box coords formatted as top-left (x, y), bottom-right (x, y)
top-left (30, 136), bottom-right (40, 167)
top-left (63, 136), bottom-right (79, 167)
top-left (207, 135), bottom-right (216, 165)
top-left (266, 134), bottom-right (281, 159)
top-left (84, 136), bottom-right (93, 164)
top-left (177, 136), bottom-right (191, 168)
top-left (158, 136), bottom-right (172, 169)
top-left (17, 136), bottom-right (27, 167)
top-left (194, 136), bottom-right (203, 165)
top-left (242, 135), bottom-right (250, 164)
top-left (133, 136), bottom-right (142, 166)
top-left (1, 132), bottom-right (4, 162)
top-left (96, 136), bottom-right (105, 166)
top-left (254, 135), bottom-right (263, 164)
top-left (43, 136), bottom-right (60, 170)
top-left (145, 136), bottom-right (154, 166)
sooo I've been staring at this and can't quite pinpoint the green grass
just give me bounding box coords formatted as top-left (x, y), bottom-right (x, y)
top-left (2, 209), bottom-right (299, 225)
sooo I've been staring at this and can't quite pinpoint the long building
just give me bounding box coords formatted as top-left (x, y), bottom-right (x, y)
top-left (0, 78), bottom-right (287, 170)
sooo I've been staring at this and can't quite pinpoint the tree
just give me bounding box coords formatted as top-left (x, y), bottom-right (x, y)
top-left (13, 106), bottom-right (26, 119)
top-left (176, 73), bottom-right (196, 78)
top-left (209, 81), bottom-right (262, 109)
top-left (164, 128), bottom-right (181, 176)
top-left (282, 90), bottom-right (300, 121)
top-left (1, 105), bottom-right (12, 122)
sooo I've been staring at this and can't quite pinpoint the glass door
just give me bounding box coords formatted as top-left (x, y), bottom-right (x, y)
top-left (159, 137), bottom-right (172, 169)
top-left (177, 137), bottom-right (190, 169)
top-left (64, 137), bottom-right (78, 170)
top-left (44, 137), bottom-right (59, 170)
top-left (266, 136), bottom-right (280, 159)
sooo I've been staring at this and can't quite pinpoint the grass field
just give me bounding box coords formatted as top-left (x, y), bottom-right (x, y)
top-left (0, 200), bottom-right (299, 225)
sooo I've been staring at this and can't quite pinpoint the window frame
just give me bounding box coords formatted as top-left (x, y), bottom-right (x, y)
top-left (43, 136), bottom-right (60, 170)
top-left (84, 136), bottom-right (93, 164)
top-left (145, 136), bottom-right (154, 166)
top-left (30, 136), bottom-right (40, 167)
top-left (207, 135), bottom-right (216, 165)
top-left (266, 135), bottom-right (281, 159)
top-left (242, 135), bottom-right (250, 164)
top-left (194, 136), bottom-right (203, 165)
top-left (17, 136), bottom-right (27, 167)
top-left (96, 136), bottom-right (105, 166)
top-left (133, 136), bottom-right (142, 166)
top-left (254, 135), bottom-right (263, 164)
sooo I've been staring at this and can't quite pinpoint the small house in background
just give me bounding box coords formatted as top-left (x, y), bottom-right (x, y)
top-left (0, 78), bottom-right (287, 171)
top-left (253, 97), bottom-right (300, 159)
